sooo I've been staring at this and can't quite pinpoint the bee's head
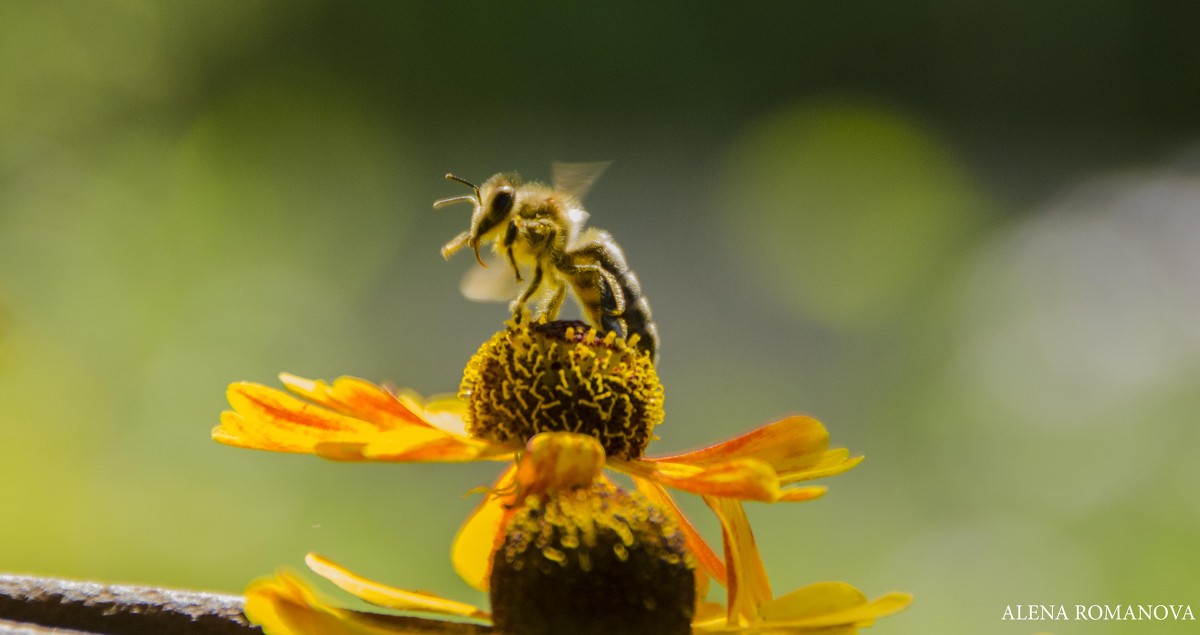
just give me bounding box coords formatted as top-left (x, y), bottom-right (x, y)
top-left (435, 172), bottom-right (519, 266)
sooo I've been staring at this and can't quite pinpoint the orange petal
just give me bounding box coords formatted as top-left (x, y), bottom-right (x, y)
top-left (244, 572), bottom-right (403, 635)
top-left (279, 373), bottom-right (436, 430)
top-left (691, 599), bottom-right (728, 629)
top-left (705, 497), bottom-right (772, 625)
top-left (777, 485), bottom-right (828, 502)
top-left (216, 382), bottom-right (503, 463)
top-left (215, 383), bottom-right (389, 454)
top-left (615, 457), bottom-right (783, 502)
top-left (779, 450), bottom-right (864, 484)
top-left (452, 465), bottom-right (519, 591)
top-left (358, 428), bottom-right (513, 462)
top-left (757, 582), bottom-right (913, 628)
top-left (364, 437), bottom-right (511, 462)
top-left (305, 554), bottom-right (489, 620)
top-left (648, 416), bottom-right (832, 474)
top-left (632, 476), bottom-right (728, 587)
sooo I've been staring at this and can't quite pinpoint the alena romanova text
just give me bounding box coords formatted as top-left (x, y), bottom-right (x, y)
top-left (1002, 604), bottom-right (1194, 621)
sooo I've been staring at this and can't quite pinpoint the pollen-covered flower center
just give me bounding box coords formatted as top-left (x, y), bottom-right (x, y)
top-left (459, 319), bottom-right (664, 459)
top-left (490, 481), bottom-right (695, 635)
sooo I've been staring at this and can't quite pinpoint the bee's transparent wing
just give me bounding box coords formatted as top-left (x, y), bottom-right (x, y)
top-left (553, 161), bottom-right (609, 247)
top-left (459, 254), bottom-right (526, 302)
top-left (551, 161), bottom-right (611, 201)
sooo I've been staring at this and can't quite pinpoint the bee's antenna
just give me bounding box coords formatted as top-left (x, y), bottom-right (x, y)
top-left (432, 195), bottom-right (476, 209)
top-left (445, 173), bottom-right (481, 201)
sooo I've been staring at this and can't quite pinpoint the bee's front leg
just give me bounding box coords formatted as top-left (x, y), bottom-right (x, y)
top-left (509, 300), bottom-right (531, 325)
top-left (502, 221), bottom-right (522, 282)
top-left (511, 264), bottom-right (545, 323)
top-left (441, 231), bottom-right (472, 260)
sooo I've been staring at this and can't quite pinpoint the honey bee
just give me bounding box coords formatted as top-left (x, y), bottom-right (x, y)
top-left (435, 162), bottom-right (659, 362)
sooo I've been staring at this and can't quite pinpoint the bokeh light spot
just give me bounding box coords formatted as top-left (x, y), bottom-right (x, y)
top-left (720, 99), bottom-right (989, 329)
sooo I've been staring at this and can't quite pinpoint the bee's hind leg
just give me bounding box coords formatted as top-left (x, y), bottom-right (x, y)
top-left (595, 273), bottom-right (627, 336)
top-left (565, 263), bottom-right (625, 317)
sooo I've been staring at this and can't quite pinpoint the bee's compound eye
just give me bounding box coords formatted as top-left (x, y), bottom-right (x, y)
top-left (491, 187), bottom-right (515, 215)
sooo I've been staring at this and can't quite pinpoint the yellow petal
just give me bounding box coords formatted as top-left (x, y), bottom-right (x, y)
top-left (420, 395), bottom-right (471, 436)
top-left (756, 582), bottom-right (913, 628)
top-left (633, 476), bottom-right (728, 587)
top-left (305, 554), bottom-right (489, 620)
top-left (212, 410), bottom-right (272, 451)
top-left (706, 497), bottom-right (773, 625)
top-left (279, 374), bottom-right (438, 430)
top-left (244, 572), bottom-right (403, 635)
top-left (452, 465), bottom-right (519, 591)
top-left (648, 417), bottom-right (831, 474)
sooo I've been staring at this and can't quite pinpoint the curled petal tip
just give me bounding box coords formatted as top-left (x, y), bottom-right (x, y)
top-left (278, 372), bottom-right (316, 391)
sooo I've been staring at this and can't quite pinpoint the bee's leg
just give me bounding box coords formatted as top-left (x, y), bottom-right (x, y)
top-left (596, 276), bottom-right (627, 336)
top-left (511, 264), bottom-right (544, 323)
top-left (564, 263), bottom-right (625, 317)
top-left (537, 279), bottom-right (567, 320)
top-left (502, 221), bottom-right (522, 282)
top-left (509, 300), bottom-right (531, 324)
top-left (506, 246), bottom-right (522, 282)
top-left (440, 231), bottom-right (472, 260)
top-left (597, 267), bottom-right (625, 317)
top-left (517, 265), bottom-right (545, 305)
top-left (565, 240), bottom-right (627, 317)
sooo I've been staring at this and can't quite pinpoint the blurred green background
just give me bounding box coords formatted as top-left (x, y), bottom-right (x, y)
top-left (2, 3), bottom-right (1199, 634)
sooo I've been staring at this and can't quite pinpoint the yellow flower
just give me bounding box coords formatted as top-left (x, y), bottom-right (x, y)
top-left (214, 319), bottom-right (862, 591)
top-left (243, 479), bottom-right (909, 635)
top-left (247, 473), bottom-right (697, 635)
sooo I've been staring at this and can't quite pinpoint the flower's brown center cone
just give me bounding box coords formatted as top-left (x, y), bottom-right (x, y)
top-left (489, 482), bottom-right (695, 635)
top-left (460, 319), bottom-right (664, 460)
